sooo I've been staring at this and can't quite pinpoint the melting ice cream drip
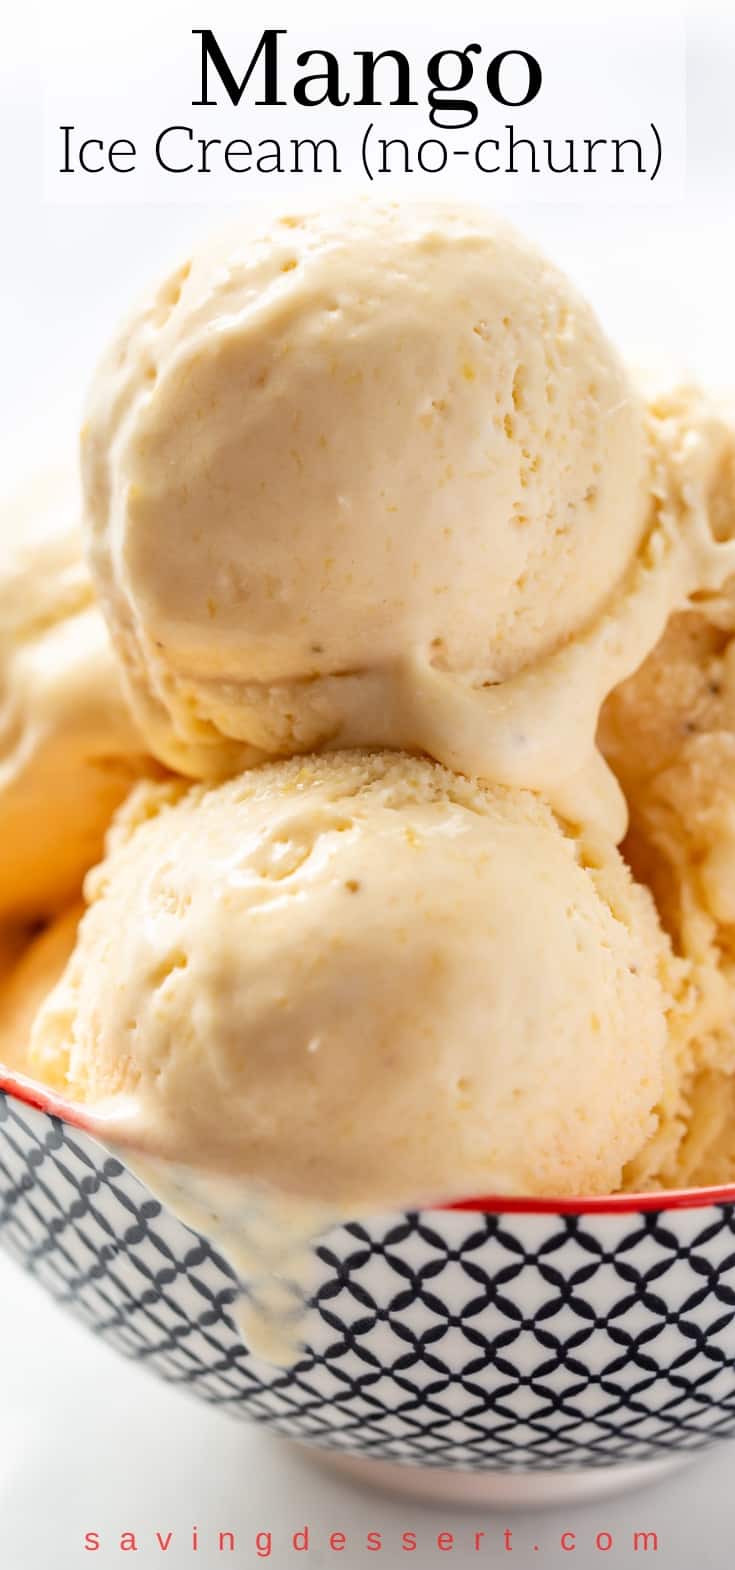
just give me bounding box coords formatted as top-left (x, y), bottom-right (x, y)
top-left (127, 1153), bottom-right (338, 1365)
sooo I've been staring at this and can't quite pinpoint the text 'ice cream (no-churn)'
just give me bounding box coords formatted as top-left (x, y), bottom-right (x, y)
top-left (82, 203), bottom-right (735, 839)
top-left (29, 753), bottom-right (677, 1207)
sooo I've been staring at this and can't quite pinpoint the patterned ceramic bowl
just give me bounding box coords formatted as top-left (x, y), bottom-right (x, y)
top-left (2, 1069), bottom-right (735, 1508)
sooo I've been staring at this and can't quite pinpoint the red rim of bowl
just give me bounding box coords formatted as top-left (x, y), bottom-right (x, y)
top-left (2, 1065), bottom-right (735, 1216)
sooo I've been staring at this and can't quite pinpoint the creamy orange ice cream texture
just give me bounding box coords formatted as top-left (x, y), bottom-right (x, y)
top-left (80, 201), bottom-right (735, 839)
top-left (0, 466), bottom-right (158, 921)
top-left (32, 752), bottom-right (677, 1208)
top-left (601, 386), bottom-right (735, 1188)
top-left (0, 907), bottom-right (81, 1076)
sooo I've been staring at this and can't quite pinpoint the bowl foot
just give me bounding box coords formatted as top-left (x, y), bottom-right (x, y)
top-left (296, 1445), bottom-right (694, 1508)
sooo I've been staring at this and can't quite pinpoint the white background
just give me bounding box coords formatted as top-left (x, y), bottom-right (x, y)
top-left (1, 2), bottom-right (734, 1565)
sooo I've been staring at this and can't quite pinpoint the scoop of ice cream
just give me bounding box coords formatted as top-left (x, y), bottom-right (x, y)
top-left (602, 610), bottom-right (735, 937)
top-left (83, 200), bottom-right (698, 835)
top-left (600, 387), bottom-right (735, 928)
top-left (600, 386), bottom-right (735, 1188)
top-left (0, 466), bottom-right (159, 921)
top-left (602, 609), bottom-right (735, 1187)
top-left (0, 906), bottom-right (81, 1077)
top-left (32, 752), bottom-right (676, 1207)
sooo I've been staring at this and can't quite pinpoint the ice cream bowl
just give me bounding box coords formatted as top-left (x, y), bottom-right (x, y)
top-left (2, 1068), bottom-right (735, 1509)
